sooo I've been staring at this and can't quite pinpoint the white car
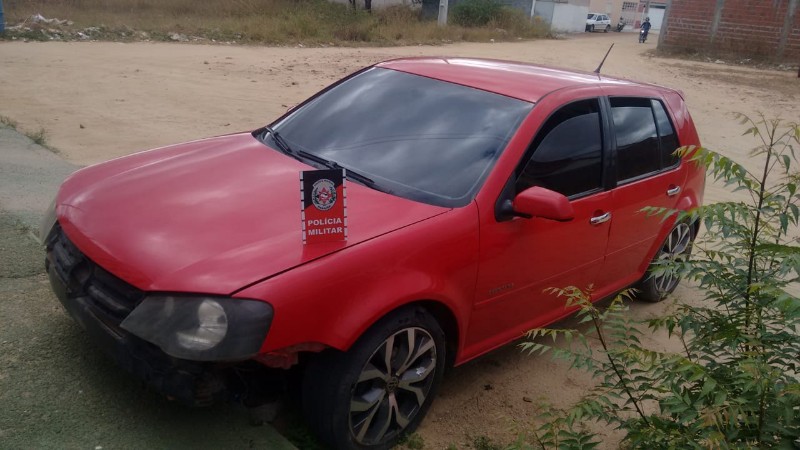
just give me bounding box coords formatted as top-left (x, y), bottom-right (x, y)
top-left (586, 13), bottom-right (611, 32)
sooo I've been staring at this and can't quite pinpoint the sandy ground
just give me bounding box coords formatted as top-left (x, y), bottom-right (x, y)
top-left (1, 32), bottom-right (799, 449)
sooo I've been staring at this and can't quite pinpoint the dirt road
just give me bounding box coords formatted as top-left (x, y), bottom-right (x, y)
top-left (1, 32), bottom-right (798, 448)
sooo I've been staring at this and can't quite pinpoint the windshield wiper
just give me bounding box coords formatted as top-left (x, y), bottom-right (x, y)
top-left (338, 165), bottom-right (384, 192)
top-left (263, 127), bottom-right (388, 193)
top-left (297, 150), bottom-right (389, 193)
top-left (264, 126), bottom-right (294, 156)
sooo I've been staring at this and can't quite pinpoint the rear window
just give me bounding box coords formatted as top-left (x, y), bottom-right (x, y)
top-left (269, 68), bottom-right (533, 207)
top-left (610, 97), bottom-right (681, 183)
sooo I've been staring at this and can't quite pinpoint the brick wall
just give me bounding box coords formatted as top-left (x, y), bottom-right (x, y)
top-left (659, 0), bottom-right (799, 62)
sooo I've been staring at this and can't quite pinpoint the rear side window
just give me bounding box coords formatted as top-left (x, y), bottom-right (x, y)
top-left (611, 97), bottom-right (660, 182)
top-left (611, 97), bottom-right (680, 184)
top-left (516, 99), bottom-right (603, 198)
top-left (652, 100), bottom-right (680, 168)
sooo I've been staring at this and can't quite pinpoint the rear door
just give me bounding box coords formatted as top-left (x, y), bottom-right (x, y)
top-left (595, 96), bottom-right (687, 290)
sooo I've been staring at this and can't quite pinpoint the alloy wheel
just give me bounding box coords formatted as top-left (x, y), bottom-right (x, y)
top-left (653, 222), bottom-right (692, 294)
top-left (349, 327), bottom-right (437, 445)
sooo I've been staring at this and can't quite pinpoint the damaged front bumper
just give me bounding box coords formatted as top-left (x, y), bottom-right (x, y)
top-left (44, 225), bottom-right (276, 406)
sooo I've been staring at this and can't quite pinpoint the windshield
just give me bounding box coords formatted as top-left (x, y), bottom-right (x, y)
top-left (587, 14), bottom-right (594, 19)
top-left (263, 68), bottom-right (532, 207)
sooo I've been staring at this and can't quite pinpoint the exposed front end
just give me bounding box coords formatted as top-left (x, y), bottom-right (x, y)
top-left (43, 224), bottom-right (275, 406)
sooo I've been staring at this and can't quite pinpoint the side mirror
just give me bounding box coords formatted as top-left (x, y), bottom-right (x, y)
top-left (509, 186), bottom-right (574, 222)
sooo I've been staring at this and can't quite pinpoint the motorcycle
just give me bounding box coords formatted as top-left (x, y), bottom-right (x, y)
top-left (639, 28), bottom-right (648, 43)
top-left (615, 20), bottom-right (625, 32)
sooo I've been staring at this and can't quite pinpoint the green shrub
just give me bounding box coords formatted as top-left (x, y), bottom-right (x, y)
top-left (451, 0), bottom-right (502, 27)
top-left (519, 115), bottom-right (800, 448)
top-left (487, 7), bottom-right (551, 38)
top-left (375, 5), bottom-right (421, 25)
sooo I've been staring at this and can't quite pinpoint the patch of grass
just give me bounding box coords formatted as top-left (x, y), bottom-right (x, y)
top-left (0, 213), bottom-right (46, 279)
top-left (399, 432), bottom-right (425, 449)
top-left (274, 409), bottom-right (326, 450)
top-left (3, 0), bottom-right (552, 46)
top-left (452, 0), bottom-right (502, 27)
top-left (0, 115), bottom-right (19, 130)
top-left (471, 435), bottom-right (502, 450)
top-left (0, 116), bottom-right (59, 153)
top-left (17, 222), bottom-right (34, 235)
top-left (25, 127), bottom-right (49, 147)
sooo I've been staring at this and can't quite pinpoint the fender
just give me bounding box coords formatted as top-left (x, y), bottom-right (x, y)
top-left (235, 204), bottom-right (480, 360)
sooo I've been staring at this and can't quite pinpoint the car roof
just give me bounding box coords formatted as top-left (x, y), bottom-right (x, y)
top-left (376, 57), bottom-right (667, 103)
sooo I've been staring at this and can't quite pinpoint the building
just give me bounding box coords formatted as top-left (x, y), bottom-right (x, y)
top-left (531, 0), bottom-right (591, 33)
top-left (588, 0), bottom-right (666, 30)
top-left (659, 0), bottom-right (799, 62)
top-left (420, 0), bottom-right (591, 33)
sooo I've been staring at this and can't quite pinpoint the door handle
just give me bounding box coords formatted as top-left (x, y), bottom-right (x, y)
top-left (667, 186), bottom-right (681, 197)
top-left (590, 212), bottom-right (611, 225)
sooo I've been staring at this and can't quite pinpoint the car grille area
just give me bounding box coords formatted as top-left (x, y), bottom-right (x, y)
top-left (43, 224), bottom-right (229, 407)
top-left (46, 225), bottom-right (144, 333)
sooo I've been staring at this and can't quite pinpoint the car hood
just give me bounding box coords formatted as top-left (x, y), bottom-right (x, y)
top-left (56, 133), bottom-right (450, 294)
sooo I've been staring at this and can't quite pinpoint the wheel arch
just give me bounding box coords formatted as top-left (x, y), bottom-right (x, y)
top-left (300, 300), bottom-right (451, 449)
top-left (635, 188), bottom-right (702, 276)
top-left (408, 299), bottom-right (460, 368)
top-left (337, 298), bottom-right (461, 368)
top-left (291, 298), bottom-right (462, 371)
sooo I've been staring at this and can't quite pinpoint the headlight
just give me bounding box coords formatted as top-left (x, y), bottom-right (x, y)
top-left (39, 198), bottom-right (58, 244)
top-left (175, 299), bottom-right (228, 351)
top-left (120, 295), bottom-right (273, 361)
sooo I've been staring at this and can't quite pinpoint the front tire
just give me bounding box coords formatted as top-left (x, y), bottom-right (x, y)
top-left (636, 221), bottom-right (694, 302)
top-left (589, 24), bottom-right (595, 32)
top-left (302, 306), bottom-right (446, 449)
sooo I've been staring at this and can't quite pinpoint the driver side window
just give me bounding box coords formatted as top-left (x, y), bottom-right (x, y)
top-left (515, 99), bottom-right (603, 198)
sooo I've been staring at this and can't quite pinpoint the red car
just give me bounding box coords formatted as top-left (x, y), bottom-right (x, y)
top-left (42, 58), bottom-right (704, 449)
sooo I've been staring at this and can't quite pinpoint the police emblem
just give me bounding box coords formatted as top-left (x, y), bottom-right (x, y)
top-left (311, 179), bottom-right (337, 211)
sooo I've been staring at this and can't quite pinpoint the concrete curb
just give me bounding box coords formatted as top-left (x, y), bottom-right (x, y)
top-left (0, 125), bottom-right (77, 232)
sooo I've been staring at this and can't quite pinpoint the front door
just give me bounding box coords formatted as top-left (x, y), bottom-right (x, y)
top-left (465, 98), bottom-right (613, 357)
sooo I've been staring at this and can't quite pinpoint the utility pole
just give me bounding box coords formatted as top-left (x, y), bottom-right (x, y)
top-left (438, 0), bottom-right (448, 26)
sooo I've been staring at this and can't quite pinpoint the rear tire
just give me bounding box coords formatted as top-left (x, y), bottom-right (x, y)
top-left (604, 25), bottom-right (610, 32)
top-left (636, 221), bottom-right (694, 302)
top-left (302, 306), bottom-right (446, 450)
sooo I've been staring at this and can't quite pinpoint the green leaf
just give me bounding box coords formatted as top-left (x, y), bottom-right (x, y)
top-left (700, 379), bottom-right (717, 397)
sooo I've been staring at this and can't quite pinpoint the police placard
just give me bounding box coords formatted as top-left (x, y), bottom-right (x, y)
top-left (300, 169), bottom-right (347, 244)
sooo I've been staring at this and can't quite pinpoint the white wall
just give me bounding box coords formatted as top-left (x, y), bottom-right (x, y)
top-left (551, 3), bottom-right (590, 32)
top-left (646, 6), bottom-right (665, 30)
